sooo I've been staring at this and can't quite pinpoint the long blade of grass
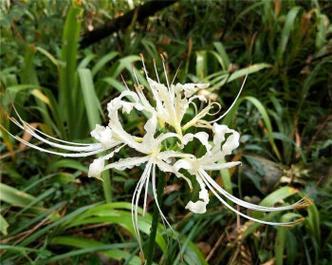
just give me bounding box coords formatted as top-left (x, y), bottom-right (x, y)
top-left (276, 7), bottom-right (301, 63)
top-left (59, 2), bottom-right (82, 137)
top-left (78, 68), bottom-right (112, 202)
top-left (0, 214), bottom-right (9, 236)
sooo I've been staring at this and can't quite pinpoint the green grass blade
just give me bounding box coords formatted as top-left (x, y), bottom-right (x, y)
top-left (0, 183), bottom-right (37, 207)
top-left (50, 236), bottom-right (141, 265)
top-left (243, 96), bottom-right (282, 161)
top-left (78, 68), bottom-right (112, 202)
top-left (78, 68), bottom-right (102, 128)
top-left (213, 42), bottom-right (230, 70)
top-left (0, 214), bottom-right (9, 236)
top-left (276, 7), bottom-right (301, 63)
top-left (92, 51), bottom-right (118, 76)
top-left (59, 2), bottom-right (82, 137)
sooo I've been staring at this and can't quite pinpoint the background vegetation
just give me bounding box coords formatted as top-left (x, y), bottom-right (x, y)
top-left (0, 0), bottom-right (331, 264)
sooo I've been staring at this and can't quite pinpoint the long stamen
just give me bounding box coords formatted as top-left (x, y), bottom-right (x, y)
top-left (132, 66), bottom-right (140, 86)
top-left (143, 170), bottom-right (150, 216)
top-left (131, 167), bottom-right (148, 256)
top-left (140, 53), bottom-right (149, 80)
top-left (209, 75), bottom-right (247, 124)
top-left (151, 163), bottom-right (175, 233)
top-left (132, 162), bottom-right (152, 255)
top-left (200, 172), bottom-right (304, 226)
top-left (160, 53), bottom-right (170, 90)
top-left (120, 74), bottom-right (131, 91)
top-left (12, 106), bottom-right (90, 146)
top-left (200, 170), bottom-right (310, 212)
top-left (10, 117), bottom-right (102, 152)
top-left (153, 58), bottom-right (160, 83)
top-left (1, 126), bottom-right (105, 157)
top-left (171, 62), bottom-right (182, 86)
top-left (182, 101), bottom-right (219, 130)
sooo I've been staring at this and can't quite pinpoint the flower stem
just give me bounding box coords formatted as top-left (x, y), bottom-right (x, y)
top-left (102, 171), bottom-right (112, 203)
top-left (146, 174), bottom-right (164, 265)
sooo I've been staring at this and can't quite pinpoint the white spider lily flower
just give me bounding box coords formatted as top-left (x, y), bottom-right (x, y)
top-left (6, 61), bottom-right (310, 258)
top-left (175, 123), bottom-right (309, 225)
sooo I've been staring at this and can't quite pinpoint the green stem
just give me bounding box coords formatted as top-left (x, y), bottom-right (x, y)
top-left (102, 171), bottom-right (112, 203)
top-left (146, 173), bottom-right (164, 265)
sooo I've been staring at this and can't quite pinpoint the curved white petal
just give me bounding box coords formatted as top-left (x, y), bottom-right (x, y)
top-left (185, 200), bottom-right (208, 214)
top-left (90, 125), bottom-right (115, 149)
top-left (185, 174), bottom-right (209, 214)
top-left (182, 132), bottom-right (211, 152)
top-left (105, 156), bottom-right (149, 171)
top-left (222, 130), bottom-right (240, 156)
top-left (202, 161), bottom-right (241, 171)
top-left (155, 158), bottom-right (193, 189)
top-left (88, 158), bottom-right (105, 179)
top-left (174, 158), bottom-right (194, 172)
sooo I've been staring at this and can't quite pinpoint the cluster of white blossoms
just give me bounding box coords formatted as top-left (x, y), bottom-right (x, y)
top-left (7, 60), bottom-right (309, 248)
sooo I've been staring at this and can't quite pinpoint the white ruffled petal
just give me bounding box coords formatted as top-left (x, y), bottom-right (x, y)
top-left (222, 130), bottom-right (240, 155)
top-left (185, 200), bottom-right (208, 214)
top-left (88, 158), bottom-right (105, 179)
top-left (202, 161), bottom-right (241, 171)
top-left (182, 132), bottom-right (211, 152)
top-left (185, 175), bottom-right (209, 214)
top-left (212, 123), bottom-right (229, 147)
top-left (105, 156), bottom-right (149, 171)
top-left (174, 159), bottom-right (194, 172)
top-left (90, 125), bottom-right (114, 149)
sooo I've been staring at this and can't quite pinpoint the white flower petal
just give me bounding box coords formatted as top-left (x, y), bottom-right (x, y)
top-left (182, 132), bottom-right (211, 152)
top-left (175, 83), bottom-right (209, 98)
top-left (202, 161), bottom-right (241, 171)
top-left (105, 156), bottom-right (149, 171)
top-left (174, 159), bottom-right (194, 171)
top-left (185, 200), bottom-right (208, 214)
top-left (222, 130), bottom-right (240, 155)
top-left (212, 123), bottom-right (229, 147)
top-left (88, 158), bottom-right (105, 179)
top-left (185, 174), bottom-right (209, 214)
top-left (91, 125), bottom-right (114, 149)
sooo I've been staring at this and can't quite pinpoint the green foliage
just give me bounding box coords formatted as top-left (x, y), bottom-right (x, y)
top-left (1, 0), bottom-right (331, 264)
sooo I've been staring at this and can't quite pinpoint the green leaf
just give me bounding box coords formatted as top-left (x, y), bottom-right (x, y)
top-left (78, 68), bottom-right (102, 129)
top-left (92, 51), bottom-right (118, 76)
top-left (0, 183), bottom-right (37, 207)
top-left (196, 51), bottom-right (208, 79)
top-left (213, 42), bottom-right (230, 70)
top-left (48, 159), bottom-right (88, 173)
top-left (36, 46), bottom-right (61, 69)
top-left (260, 187), bottom-right (299, 207)
top-left (50, 236), bottom-right (141, 265)
top-left (276, 7), bottom-right (301, 63)
top-left (59, 3), bottom-right (82, 135)
top-left (0, 214), bottom-right (9, 236)
top-left (275, 213), bottom-right (302, 265)
top-left (242, 96), bottom-right (281, 160)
